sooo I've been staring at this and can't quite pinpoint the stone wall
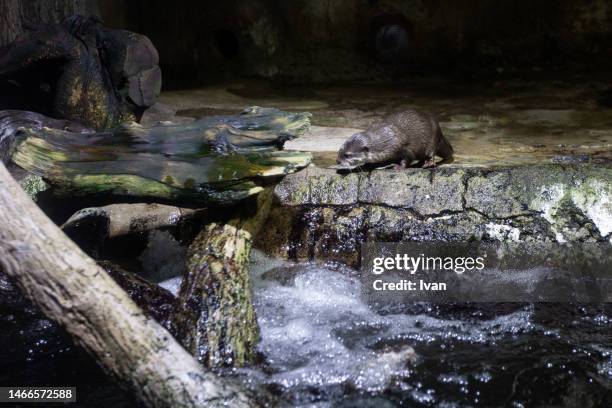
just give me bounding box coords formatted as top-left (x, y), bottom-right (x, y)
top-left (257, 165), bottom-right (612, 266)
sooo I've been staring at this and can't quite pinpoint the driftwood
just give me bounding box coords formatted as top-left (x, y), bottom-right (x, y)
top-left (173, 223), bottom-right (259, 368)
top-left (6, 107), bottom-right (312, 204)
top-left (0, 161), bottom-right (256, 408)
top-left (0, 110), bottom-right (92, 164)
top-left (62, 203), bottom-right (205, 240)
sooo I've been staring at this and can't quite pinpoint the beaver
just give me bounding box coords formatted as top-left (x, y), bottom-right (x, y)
top-left (335, 109), bottom-right (453, 169)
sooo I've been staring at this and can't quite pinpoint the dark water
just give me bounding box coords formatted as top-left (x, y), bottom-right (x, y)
top-left (1, 252), bottom-right (612, 407)
top-left (0, 276), bottom-right (136, 408)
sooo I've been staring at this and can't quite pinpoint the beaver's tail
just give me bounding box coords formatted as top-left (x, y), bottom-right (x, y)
top-left (436, 126), bottom-right (454, 162)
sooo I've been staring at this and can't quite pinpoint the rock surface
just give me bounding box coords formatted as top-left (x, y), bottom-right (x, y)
top-left (258, 164), bottom-right (612, 265)
top-left (99, 261), bottom-right (176, 330)
top-left (158, 79), bottom-right (612, 169)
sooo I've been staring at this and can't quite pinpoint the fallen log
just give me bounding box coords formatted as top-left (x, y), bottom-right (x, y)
top-left (0, 110), bottom-right (93, 164)
top-left (0, 161), bottom-right (257, 408)
top-left (62, 203), bottom-right (205, 240)
top-left (173, 223), bottom-right (259, 368)
top-left (5, 107), bottom-right (312, 204)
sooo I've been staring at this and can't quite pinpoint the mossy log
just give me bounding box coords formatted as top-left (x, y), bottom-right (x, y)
top-left (228, 187), bottom-right (274, 238)
top-left (5, 107), bottom-right (312, 204)
top-left (0, 162), bottom-right (257, 408)
top-left (173, 223), bottom-right (259, 368)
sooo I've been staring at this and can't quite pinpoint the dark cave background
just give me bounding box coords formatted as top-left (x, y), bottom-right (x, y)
top-left (2, 0), bottom-right (612, 89)
top-left (97, 0), bottom-right (612, 88)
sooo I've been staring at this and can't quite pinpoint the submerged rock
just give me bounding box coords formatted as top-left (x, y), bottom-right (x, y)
top-left (173, 223), bottom-right (259, 368)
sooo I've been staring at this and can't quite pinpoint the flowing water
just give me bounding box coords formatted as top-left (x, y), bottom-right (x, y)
top-left (225, 251), bottom-right (612, 407)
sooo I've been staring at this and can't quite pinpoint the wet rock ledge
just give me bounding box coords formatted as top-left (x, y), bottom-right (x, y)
top-left (257, 164), bottom-right (612, 266)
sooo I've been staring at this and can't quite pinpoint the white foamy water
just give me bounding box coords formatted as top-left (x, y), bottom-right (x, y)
top-left (240, 250), bottom-right (535, 398)
top-left (158, 276), bottom-right (182, 295)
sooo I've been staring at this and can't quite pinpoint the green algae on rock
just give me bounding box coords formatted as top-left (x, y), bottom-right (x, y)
top-left (18, 174), bottom-right (49, 202)
top-left (172, 223), bottom-right (259, 368)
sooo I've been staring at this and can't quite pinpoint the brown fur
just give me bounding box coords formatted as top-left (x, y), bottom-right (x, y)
top-left (336, 109), bottom-right (453, 169)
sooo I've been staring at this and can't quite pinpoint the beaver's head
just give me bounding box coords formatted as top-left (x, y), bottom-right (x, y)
top-left (336, 131), bottom-right (371, 169)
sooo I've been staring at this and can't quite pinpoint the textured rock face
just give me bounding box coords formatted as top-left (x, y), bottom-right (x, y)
top-left (258, 165), bottom-right (612, 266)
